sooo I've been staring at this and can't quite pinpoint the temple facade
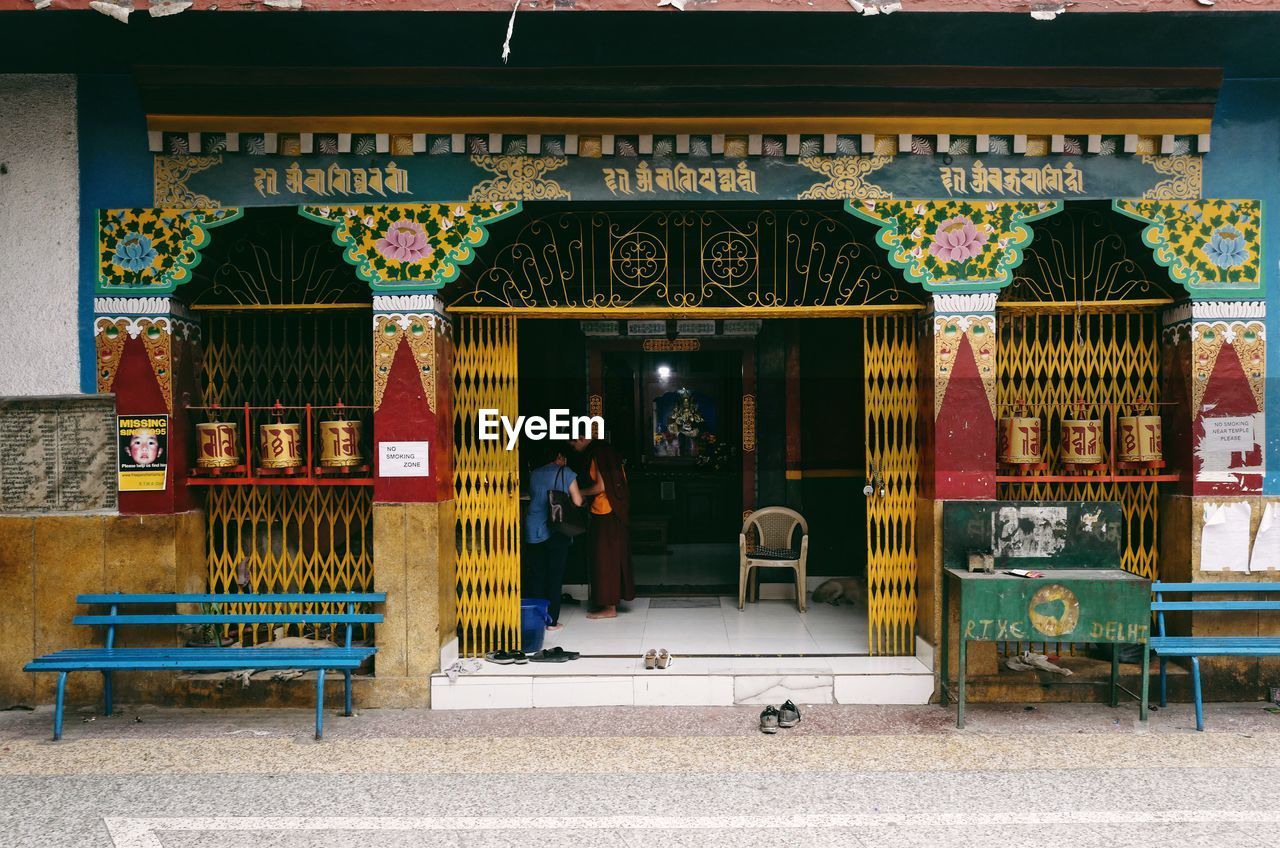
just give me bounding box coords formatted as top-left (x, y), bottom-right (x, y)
top-left (1, 4), bottom-right (1278, 710)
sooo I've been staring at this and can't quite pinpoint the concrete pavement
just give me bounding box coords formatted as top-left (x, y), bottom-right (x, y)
top-left (2, 701), bottom-right (1278, 847)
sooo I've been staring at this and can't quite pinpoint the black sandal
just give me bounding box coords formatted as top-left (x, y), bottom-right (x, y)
top-left (548, 646), bottom-right (580, 661)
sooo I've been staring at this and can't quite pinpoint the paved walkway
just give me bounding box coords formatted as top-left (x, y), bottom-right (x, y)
top-left (2, 701), bottom-right (1278, 847)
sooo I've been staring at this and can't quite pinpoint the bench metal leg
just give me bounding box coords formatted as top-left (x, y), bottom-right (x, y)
top-left (53, 672), bottom-right (68, 741)
top-left (1159, 657), bottom-right (1168, 708)
top-left (1191, 657), bottom-right (1204, 732)
top-left (315, 668), bottom-right (326, 740)
top-left (103, 671), bottom-right (113, 716)
top-left (343, 670), bottom-right (353, 717)
top-left (1139, 644), bottom-right (1150, 722)
top-left (939, 583), bottom-right (949, 708)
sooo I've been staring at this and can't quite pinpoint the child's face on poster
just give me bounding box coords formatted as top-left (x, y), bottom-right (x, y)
top-left (129, 429), bottom-right (162, 465)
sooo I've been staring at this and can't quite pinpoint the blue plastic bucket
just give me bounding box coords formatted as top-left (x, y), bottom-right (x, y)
top-left (520, 599), bottom-right (552, 653)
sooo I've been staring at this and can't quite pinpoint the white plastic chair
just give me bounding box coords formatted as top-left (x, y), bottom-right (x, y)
top-left (738, 506), bottom-right (809, 612)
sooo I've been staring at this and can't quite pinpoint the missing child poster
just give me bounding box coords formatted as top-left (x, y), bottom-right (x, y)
top-left (117, 415), bottom-right (168, 492)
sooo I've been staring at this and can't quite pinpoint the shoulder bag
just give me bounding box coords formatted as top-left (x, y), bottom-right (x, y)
top-left (548, 465), bottom-right (588, 537)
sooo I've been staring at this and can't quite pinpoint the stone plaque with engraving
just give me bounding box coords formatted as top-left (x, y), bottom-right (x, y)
top-left (0, 395), bottom-right (117, 513)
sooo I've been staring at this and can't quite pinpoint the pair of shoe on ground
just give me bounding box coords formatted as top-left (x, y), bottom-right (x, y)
top-left (487, 647), bottom-right (580, 664)
top-left (760, 700), bottom-right (801, 733)
top-left (643, 649), bottom-right (673, 669)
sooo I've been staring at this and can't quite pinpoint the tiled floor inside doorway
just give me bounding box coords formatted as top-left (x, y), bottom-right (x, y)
top-left (547, 596), bottom-right (869, 657)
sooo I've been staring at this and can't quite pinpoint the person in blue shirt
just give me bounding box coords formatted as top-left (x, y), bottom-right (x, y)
top-left (525, 442), bottom-right (584, 630)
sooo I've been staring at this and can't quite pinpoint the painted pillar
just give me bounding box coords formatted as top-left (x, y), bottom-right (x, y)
top-left (372, 294), bottom-right (453, 504)
top-left (93, 296), bottom-right (200, 515)
top-left (1159, 298), bottom-right (1269, 700)
top-left (370, 293), bottom-right (457, 702)
top-left (920, 292), bottom-right (998, 501)
top-left (918, 292), bottom-right (1000, 681)
top-left (1162, 300), bottom-right (1267, 496)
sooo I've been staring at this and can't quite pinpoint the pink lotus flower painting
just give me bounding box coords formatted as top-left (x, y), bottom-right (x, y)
top-left (929, 215), bottom-right (987, 264)
top-left (375, 221), bottom-right (434, 263)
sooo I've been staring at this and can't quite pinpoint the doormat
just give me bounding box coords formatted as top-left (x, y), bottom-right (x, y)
top-left (648, 597), bottom-right (720, 609)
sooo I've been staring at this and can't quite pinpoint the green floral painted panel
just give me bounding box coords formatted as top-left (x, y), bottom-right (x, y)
top-left (300, 202), bottom-right (522, 290)
top-left (97, 208), bottom-right (243, 292)
top-left (845, 199), bottom-right (1063, 292)
top-left (1113, 199), bottom-right (1262, 295)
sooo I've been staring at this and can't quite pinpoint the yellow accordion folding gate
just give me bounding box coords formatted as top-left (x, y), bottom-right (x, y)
top-left (201, 310), bottom-right (375, 646)
top-left (454, 315), bottom-right (523, 657)
top-left (863, 314), bottom-right (920, 656)
top-left (996, 307), bottom-right (1161, 583)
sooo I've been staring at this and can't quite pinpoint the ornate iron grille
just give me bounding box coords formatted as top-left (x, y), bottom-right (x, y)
top-left (187, 208), bottom-right (369, 307)
top-left (448, 207), bottom-right (921, 312)
top-left (1007, 203), bottom-right (1177, 304)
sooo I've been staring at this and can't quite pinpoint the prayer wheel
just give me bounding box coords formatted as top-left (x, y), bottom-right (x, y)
top-left (999, 416), bottom-right (1042, 464)
top-left (195, 422), bottom-right (240, 468)
top-left (1061, 418), bottom-right (1104, 464)
top-left (1118, 414), bottom-right (1163, 463)
top-left (318, 419), bottom-right (363, 467)
top-left (258, 422), bottom-right (303, 468)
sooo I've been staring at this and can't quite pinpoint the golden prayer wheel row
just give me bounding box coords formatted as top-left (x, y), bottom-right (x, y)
top-left (998, 415), bottom-right (1162, 464)
top-left (195, 420), bottom-right (363, 468)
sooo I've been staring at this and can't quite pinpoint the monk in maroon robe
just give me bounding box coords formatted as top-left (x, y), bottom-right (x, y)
top-left (570, 437), bottom-right (635, 619)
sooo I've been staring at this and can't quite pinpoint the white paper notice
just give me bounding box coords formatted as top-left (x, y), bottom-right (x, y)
top-left (378, 441), bottom-right (430, 477)
top-left (1200, 416), bottom-right (1255, 450)
top-left (1200, 502), bottom-right (1251, 573)
top-left (1248, 502), bottom-right (1280, 573)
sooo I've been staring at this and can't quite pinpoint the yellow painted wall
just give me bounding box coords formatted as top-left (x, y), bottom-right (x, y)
top-left (369, 500), bottom-right (456, 707)
top-left (1, 504), bottom-right (455, 710)
top-left (0, 512), bottom-right (204, 708)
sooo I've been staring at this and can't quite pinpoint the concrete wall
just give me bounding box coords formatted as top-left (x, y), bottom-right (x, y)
top-left (0, 75), bottom-right (79, 396)
top-left (1160, 494), bottom-right (1280, 700)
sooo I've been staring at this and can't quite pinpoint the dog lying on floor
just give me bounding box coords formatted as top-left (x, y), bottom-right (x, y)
top-left (811, 577), bottom-right (867, 607)
top-left (222, 627), bottom-right (340, 688)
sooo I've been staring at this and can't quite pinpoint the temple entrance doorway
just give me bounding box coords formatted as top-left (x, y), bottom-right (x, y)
top-left (449, 203), bottom-right (923, 662)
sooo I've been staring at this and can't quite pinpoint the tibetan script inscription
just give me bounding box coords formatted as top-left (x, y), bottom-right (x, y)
top-left (602, 161), bottom-right (758, 196)
top-left (0, 396), bottom-right (117, 512)
top-left (939, 159), bottom-right (1084, 197)
top-left (254, 161), bottom-right (411, 199)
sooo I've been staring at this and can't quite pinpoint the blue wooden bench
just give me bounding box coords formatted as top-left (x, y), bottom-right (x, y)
top-left (24, 592), bottom-right (385, 741)
top-left (1143, 581), bottom-right (1280, 730)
